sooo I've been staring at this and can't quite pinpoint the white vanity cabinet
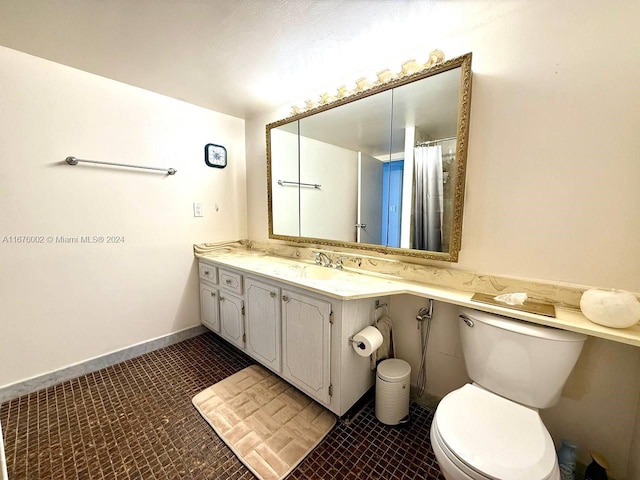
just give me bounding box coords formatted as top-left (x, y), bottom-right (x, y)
top-left (215, 267), bottom-right (245, 349)
top-left (200, 283), bottom-right (220, 332)
top-left (198, 258), bottom-right (380, 416)
top-left (199, 264), bottom-right (220, 332)
top-left (245, 278), bottom-right (281, 372)
top-left (218, 292), bottom-right (245, 349)
top-left (200, 262), bottom-right (282, 369)
top-left (281, 289), bottom-right (331, 404)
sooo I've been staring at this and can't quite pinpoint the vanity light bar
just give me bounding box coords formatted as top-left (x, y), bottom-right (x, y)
top-left (291, 49), bottom-right (445, 115)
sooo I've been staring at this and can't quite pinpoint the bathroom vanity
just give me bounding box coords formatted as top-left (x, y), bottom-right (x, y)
top-left (198, 255), bottom-right (385, 416)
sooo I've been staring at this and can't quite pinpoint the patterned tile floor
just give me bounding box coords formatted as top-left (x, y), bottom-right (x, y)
top-left (1, 332), bottom-right (444, 479)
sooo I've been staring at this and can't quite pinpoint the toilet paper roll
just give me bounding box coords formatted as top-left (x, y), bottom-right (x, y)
top-left (351, 326), bottom-right (384, 357)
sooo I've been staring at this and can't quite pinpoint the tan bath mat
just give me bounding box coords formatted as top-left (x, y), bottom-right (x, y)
top-left (192, 365), bottom-right (336, 480)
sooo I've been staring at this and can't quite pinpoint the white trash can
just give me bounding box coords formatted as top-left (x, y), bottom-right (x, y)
top-left (375, 358), bottom-right (411, 425)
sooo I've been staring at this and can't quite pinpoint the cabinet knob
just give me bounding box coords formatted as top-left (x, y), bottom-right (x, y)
top-left (270, 292), bottom-right (276, 298)
top-left (225, 279), bottom-right (232, 285)
top-left (210, 292), bottom-right (216, 297)
top-left (219, 296), bottom-right (224, 302)
top-left (282, 295), bottom-right (290, 302)
top-left (204, 270), bottom-right (210, 275)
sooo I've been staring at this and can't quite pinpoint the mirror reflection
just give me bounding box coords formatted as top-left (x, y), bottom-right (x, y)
top-left (299, 89), bottom-right (393, 244)
top-left (267, 53), bottom-right (472, 261)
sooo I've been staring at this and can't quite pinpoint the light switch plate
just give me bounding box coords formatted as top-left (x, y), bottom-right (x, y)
top-left (193, 202), bottom-right (203, 217)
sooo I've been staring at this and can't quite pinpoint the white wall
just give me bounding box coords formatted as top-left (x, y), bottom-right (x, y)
top-left (299, 136), bottom-right (358, 241)
top-left (400, 126), bottom-right (415, 248)
top-left (270, 129), bottom-right (299, 236)
top-left (391, 296), bottom-right (469, 397)
top-left (452, 1), bottom-right (640, 292)
top-left (245, 2), bottom-right (640, 478)
top-left (542, 339), bottom-right (640, 479)
top-left (628, 399), bottom-right (640, 479)
top-left (270, 129), bottom-right (359, 241)
top-left (246, 0), bottom-right (640, 293)
top-left (0, 46), bottom-right (247, 387)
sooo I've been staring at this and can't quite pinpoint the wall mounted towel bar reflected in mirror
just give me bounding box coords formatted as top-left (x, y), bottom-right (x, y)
top-left (277, 179), bottom-right (321, 189)
top-left (65, 156), bottom-right (177, 175)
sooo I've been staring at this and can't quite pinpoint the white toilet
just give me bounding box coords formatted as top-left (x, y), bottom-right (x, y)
top-left (430, 308), bottom-right (586, 480)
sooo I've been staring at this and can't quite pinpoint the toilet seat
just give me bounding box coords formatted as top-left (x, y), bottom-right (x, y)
top-left (433, 384), bottom-right (557, 480)
top-left (432, 416), bottom-right (494, 480)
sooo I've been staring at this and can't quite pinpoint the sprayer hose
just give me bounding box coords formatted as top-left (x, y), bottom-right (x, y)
top-left (417, 315), bottom-right (432, 397)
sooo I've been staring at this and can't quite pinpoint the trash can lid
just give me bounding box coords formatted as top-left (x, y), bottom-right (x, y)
top-left (377, 359), bottom-right (411, 381)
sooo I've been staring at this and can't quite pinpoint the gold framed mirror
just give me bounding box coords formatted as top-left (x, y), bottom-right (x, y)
top-left (266, 53), bottom-right (472, 262)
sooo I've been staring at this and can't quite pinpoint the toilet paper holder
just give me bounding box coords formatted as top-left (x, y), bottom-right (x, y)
top-left (348, 337), bottom-right (366, 350)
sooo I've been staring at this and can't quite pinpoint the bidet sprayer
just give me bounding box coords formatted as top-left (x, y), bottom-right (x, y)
top-left (416, 299), bottom-right (434, 322)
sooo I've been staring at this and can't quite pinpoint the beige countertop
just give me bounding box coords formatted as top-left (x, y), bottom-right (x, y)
top-left (196, 247), bottom-right (640, 348)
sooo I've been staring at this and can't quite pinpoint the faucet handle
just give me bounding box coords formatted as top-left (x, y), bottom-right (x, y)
top-left (335, 256), bottom-right (347, 270)
top-left (313, 250), bottom-right (333, 268)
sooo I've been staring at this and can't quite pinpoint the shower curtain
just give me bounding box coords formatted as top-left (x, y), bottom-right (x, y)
top-left (412, 145), bottom-right (444, 251)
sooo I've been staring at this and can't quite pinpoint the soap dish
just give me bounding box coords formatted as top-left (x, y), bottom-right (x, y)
top-left (471, 292), bottom-right (556, 317)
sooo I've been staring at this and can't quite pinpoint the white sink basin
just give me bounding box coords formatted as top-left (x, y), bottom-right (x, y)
top-left (302, 265), bottom-right (348, 281)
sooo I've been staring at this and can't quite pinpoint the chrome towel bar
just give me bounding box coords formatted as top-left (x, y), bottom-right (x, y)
top-left (65, 156), bottom-right (176, 175)
top-left (277, 179), bottom-right (321, 189)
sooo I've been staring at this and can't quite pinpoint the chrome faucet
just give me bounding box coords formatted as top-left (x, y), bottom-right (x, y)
top-left (314, 251), bottom-right (333, 268)
top-left (334, 256), bottom-right (347, 270)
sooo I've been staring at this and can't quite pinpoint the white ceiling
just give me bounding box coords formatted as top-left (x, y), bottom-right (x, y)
top-left (0, 0), bottom-right (518, 119)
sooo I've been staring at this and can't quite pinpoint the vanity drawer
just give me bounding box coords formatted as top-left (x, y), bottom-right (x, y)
top-left (199, 262), bottom-right (218, 284)
top-left (219, 269), bottom-right (243, 294)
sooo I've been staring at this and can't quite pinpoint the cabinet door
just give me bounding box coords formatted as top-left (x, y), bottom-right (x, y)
top-left (200, 283), bottom-right (219, 332)
top-left (245, 278), bottom-right (281, 372)
top-left (219, 292), bottom-right (245, 349)
top-left (281, 289), bottom-right (331, 404)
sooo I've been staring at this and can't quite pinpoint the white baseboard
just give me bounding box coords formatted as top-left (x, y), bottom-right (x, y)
top-left (0, 325), bottom-right (207, 404)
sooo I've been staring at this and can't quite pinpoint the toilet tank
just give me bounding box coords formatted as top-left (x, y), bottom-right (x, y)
top-left (459, 308), bottom-right (586, 409)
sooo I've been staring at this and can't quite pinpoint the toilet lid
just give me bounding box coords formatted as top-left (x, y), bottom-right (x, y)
top-left (435, 384), bottom-right (556, 480)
